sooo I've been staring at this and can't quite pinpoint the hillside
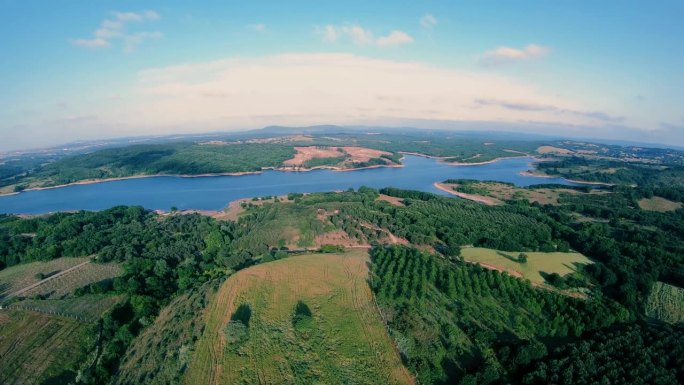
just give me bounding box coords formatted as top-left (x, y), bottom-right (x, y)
top-left (184, 250), bottom-right (411, 385)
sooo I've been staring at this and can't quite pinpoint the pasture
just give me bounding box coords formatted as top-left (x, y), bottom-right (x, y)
top-left (184, 250), bottom-right (412, 385)
top-left (461, 247), bottom-right (592, 285)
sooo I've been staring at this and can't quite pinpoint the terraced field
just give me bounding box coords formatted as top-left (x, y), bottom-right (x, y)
top-left (184, 251), bottom-right (412, 385)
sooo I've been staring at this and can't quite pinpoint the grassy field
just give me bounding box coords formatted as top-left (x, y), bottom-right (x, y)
top-left (0, 309), bottom-right (92, 385)
top-left (0, 256), bottom-right (121, 301)
top-left (461, 247), bottom-right (592, 285)
top-left (0, 257), bottom-right (90, 298)
top-left (638, 196), bottom-right (682, 212)
top-left (184, 251), bottom-right (412, 385)
top-left (645, 281), bottom-right (684, 324)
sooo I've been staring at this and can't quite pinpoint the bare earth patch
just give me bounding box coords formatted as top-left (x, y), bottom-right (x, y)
top-left (282, 146), bottom-right (394, 169)
top-left (377, 194), bottom-right (405, 206)
top-left (537, 145), bottom-right (574, 154)
top-left (283, 146), bottom-right (346, 166)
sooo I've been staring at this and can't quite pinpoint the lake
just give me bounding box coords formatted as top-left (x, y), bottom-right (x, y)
top-left (0, 155), bottom-right (577, 214)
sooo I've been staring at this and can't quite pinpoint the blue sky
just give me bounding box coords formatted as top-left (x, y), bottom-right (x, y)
top-left (2, 0), bottom-right (683, 151)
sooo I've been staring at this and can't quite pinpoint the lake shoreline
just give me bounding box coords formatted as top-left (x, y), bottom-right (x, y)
top-left (0, 163), bottom-right (409, 197)
top-left (518, 171), bottom-right (614, 186)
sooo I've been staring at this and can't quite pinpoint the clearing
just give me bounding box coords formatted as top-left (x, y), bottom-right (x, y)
top-left (645, 281), bottom-right (684, 324)
top-left (461, 247), bottom-right (592, 285)
top-left (638, 196), bottom-right (682, 212)
top-left (184, 251), bottom-right (413, 385)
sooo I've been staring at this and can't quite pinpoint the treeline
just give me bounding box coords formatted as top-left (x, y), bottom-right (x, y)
top-left (369, 245), bottom-right (629, 384)
top-left (7, 143), bottom-right (296, 188)
top-left (536, 156), bottom-right (684, 187)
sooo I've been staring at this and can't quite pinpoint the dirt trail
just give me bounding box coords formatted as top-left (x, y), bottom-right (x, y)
top-left (2, 260), bottom-right (91, 300)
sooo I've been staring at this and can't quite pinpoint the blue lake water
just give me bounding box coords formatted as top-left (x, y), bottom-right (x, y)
top-left (0, 156), bottom-right (577, 214)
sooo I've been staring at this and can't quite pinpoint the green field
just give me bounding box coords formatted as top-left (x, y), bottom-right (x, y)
top-left (184, 251), bottom-right (412, 385)
top-left (0, 309), bottom-right (92, 385)
top-left (460, 247), bottom-right (592, 285)
top-left (645, 281), bottom-right (684, 323)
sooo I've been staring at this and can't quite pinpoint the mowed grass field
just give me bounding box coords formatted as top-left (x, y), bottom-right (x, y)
top-left (461, 247), bottom-right (592, 285)
top-left (645, 281), bottom-right (684, 324)
top-left (0, 309), bottom-right (92, 385)
top-left (184, 251), bottom-right (413, 385)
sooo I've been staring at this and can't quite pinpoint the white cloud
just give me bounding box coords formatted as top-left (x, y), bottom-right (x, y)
top-left (420, 14), bottom-right (437, 29)
top-left (376, 31), bottom-right (414, 46)
top-left (70, 10), bottom-right (161, 52)
top-left (480, 44), bottom-right (550, 65)
top-left (71, 37), bottom-right (110, 48)
top-left (129, 53), bottom-right (615, 131)
top-left (315, 25), bottom-right (340, 42)
top-left (248, 23), bottom-right (267, 32)
top-left (315, 24), bottom-right (413, 47)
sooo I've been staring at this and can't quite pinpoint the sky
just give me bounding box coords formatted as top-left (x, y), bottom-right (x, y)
top-left (2, 0), bottom-right (684, 151)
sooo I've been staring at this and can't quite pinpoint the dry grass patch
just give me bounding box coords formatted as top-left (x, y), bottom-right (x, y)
top-left (461, 247), bottom-right (592, 285)
top-left (638, 196), bottom-right (682, 212)
top-left (184, 251), bottom-right (412, 385)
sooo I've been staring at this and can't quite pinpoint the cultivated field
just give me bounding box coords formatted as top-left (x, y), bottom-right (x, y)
top-left (645, 281), bottom-right (684, 324)
top-left (638, 196), bottom-right (682, 212)
top-left (184, 251), bottom-right (412, 385)
top-left (0, 309), bottom-right (92, 385)
top-left (0, 257), bottom-right (122, 301)
top-left (0, 257), bottom-right (90, 298)
top-left (461, 247), bottom-right (592, 285)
